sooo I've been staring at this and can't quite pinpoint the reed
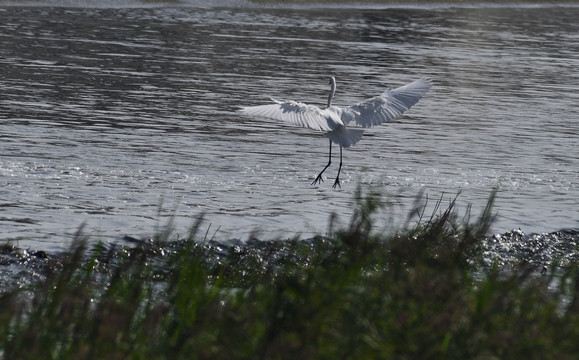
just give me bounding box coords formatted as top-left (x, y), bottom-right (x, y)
top-left (1, 187), bottom-right (578, 359)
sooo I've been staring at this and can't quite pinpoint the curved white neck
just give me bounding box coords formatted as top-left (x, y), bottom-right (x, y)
top-left (327, 77), bottom-right (336, 108)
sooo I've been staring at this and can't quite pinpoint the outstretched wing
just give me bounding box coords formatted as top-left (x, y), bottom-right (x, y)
top-left (240, 99), bottom-right (343, 132)
top-left (342, 77), bottom-right (432, 128)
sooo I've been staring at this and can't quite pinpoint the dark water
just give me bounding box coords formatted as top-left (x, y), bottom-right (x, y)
top-left (1, 2), bottom-right (578, 251)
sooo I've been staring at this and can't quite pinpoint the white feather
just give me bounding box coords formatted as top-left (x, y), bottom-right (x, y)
top-left (343, 77), bottom-right (432, 128)
top-left (325, 127), bottom-right (364, 148)
top-left (239, 98), bottom-right (343, 132)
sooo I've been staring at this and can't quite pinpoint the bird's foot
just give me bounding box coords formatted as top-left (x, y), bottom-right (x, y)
top-left (311, 173), bottom-right (324, 185)
top-left (332, 177), bottom-right (341, 189)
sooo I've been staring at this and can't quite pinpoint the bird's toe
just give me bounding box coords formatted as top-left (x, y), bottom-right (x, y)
top-left (312, 174), bottom-right (325, 185)
top-left (332, 178), bottom-right (341, 189)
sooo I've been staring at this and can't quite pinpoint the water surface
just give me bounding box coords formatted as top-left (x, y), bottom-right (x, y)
top-left (1, 2), bottom-right (578, 250)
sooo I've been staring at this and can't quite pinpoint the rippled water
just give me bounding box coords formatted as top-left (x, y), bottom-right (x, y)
top-left (1, 2), bottom-right (578, 251)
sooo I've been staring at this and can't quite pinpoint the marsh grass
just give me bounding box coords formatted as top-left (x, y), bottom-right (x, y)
top-left (1, 188), bottom-right (579, 359)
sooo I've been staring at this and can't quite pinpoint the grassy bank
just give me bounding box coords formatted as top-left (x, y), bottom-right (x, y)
top-left (1, 189), bottom-right (579, 359)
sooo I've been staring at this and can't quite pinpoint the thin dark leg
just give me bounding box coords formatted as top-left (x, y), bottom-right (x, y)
top-left (332, 145), bottom-right (343, 189)
top-left (312, 140), bottom-right (332, 185)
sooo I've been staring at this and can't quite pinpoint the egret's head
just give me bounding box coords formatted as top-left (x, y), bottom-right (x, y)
top-left (329, 76), bottom-right (336, 86)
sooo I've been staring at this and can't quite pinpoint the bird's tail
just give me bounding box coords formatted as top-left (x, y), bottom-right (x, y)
top-left (325, 127), bottom-right (364, 148)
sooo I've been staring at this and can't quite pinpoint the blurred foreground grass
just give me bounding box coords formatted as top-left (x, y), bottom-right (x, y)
top-left (1, 187), bottom-right (579, 359)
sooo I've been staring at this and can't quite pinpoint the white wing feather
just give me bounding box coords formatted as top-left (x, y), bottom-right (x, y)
top-left (342, 77), bottom-right (432, 128)
top-left (240, 99), bottom-right (343, 132)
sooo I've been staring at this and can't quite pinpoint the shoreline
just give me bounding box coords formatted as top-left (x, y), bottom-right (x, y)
top-left (2, 227), bottom-right (577, 293)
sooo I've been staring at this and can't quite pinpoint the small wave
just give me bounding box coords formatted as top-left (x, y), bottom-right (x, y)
top-left (0, 0), bottom-right (251, 9)
top-left (1, 0), bottom-right (577, 9)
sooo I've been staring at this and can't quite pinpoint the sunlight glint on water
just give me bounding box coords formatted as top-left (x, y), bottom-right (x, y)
top-left (0, 4), bottom-right (577, 250)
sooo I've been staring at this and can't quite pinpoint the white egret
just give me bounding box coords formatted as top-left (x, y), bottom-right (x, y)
top-left (240, 76), bottom-right (432, 188)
